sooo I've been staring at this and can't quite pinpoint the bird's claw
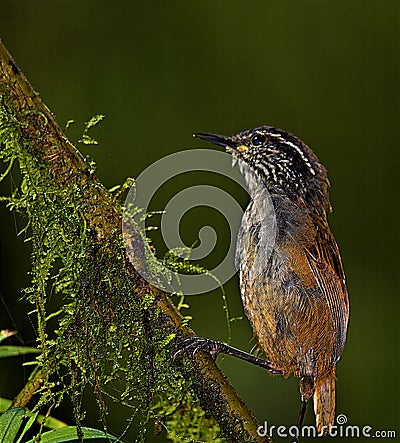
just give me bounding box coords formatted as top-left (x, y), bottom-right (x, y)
top-left (173, 337), bottom-right (220, 361)
top-left (173, 336), bottom-right (282, 375)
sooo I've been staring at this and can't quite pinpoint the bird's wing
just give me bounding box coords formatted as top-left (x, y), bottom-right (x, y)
top-left (305, 217), bottom-right (350, 361)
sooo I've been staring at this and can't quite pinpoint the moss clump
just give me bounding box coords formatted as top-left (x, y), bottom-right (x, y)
top-left (0, 95), bottom-right (222, 442)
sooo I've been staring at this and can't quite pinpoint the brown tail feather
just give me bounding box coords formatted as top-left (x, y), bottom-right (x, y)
top-left (313, 369), bottom-right (336, 434)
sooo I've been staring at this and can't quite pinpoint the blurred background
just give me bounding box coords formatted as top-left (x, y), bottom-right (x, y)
top-left (0, 1), bottom-right (399, 442)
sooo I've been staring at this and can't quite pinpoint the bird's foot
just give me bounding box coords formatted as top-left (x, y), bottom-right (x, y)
top-left (174, 336), bottom-right (281, 375)
top-left (173, 337), bottom-right (223, 361)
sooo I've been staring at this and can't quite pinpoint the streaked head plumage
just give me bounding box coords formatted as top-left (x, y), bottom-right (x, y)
top-left (195, 126), bottom-right (330, 211)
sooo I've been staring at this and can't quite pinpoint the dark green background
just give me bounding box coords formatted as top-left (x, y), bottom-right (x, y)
top-left (0, 1), bottom-right (399, 442)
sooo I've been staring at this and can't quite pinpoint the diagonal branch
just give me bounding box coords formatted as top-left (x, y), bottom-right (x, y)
top-left (0, 38), bottom-right (271, 443)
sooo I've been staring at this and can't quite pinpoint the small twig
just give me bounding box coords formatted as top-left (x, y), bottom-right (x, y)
top-left (10, 366), bottom-right (44, 408)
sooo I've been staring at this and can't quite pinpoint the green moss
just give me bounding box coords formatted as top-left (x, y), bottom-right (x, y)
top-left (152, 391), bottom-right (223, 443)
top-left (0, 97), bottom-right (222, 442)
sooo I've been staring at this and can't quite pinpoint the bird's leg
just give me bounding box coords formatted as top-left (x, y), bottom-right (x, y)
top-left (291, 399), bottom-right (309, 443)
top-left (292, 375), bottom-right (313, 443)
top-left (174, 336), bottom-right (281, 375)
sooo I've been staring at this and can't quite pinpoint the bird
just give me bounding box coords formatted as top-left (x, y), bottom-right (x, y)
top-left (175, 126), bottom-right (350, 441)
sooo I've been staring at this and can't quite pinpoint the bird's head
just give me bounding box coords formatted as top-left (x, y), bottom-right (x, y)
top-left (195, 126), bottom-right (330, 210)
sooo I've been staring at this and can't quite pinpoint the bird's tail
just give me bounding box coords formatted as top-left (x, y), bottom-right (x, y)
top-left (313, 369), bottom-right (336, 435)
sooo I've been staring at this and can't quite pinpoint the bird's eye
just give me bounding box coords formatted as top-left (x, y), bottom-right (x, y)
top-left (250, 134), bottom-right (266, 147)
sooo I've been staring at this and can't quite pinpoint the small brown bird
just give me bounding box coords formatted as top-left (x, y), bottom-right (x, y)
top-left (177, 126), bottom-right (349, 440)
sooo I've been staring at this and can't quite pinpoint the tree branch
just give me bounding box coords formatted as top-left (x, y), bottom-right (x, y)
top-left (0, 38), bottom-right (270, 443)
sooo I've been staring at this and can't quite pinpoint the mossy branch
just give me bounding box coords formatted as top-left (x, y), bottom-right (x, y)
top-left (0, 39), bottom-right (271, 442)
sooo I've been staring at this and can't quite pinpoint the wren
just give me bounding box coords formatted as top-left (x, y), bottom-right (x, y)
top-left (176, 126), bottom-right (349, 441)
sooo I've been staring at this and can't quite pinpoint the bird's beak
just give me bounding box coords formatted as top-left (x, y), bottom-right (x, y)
top-left (194, 132), bottom-right (235, 149)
